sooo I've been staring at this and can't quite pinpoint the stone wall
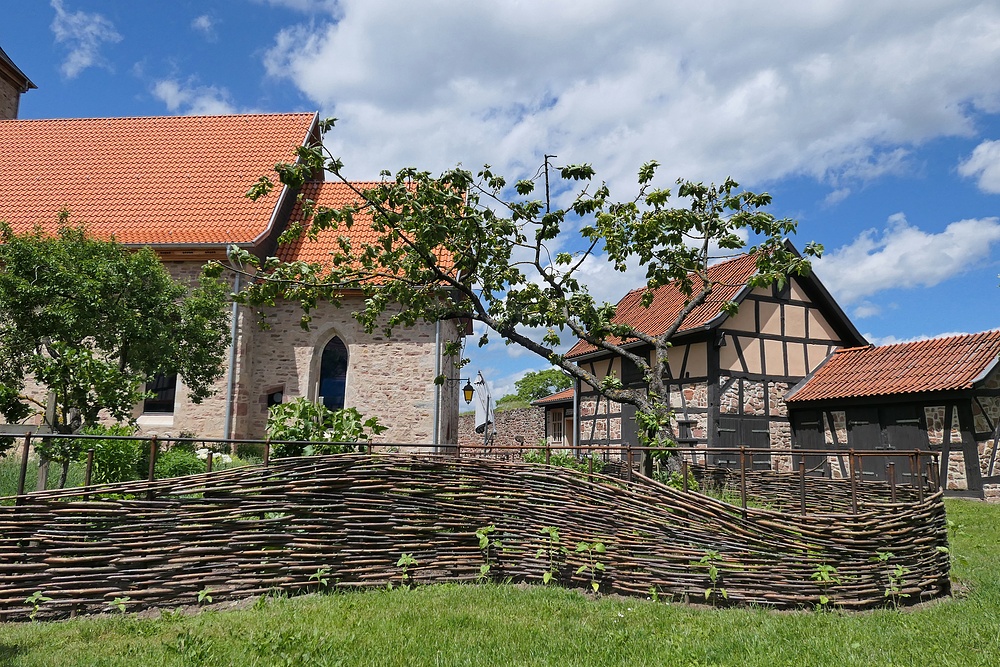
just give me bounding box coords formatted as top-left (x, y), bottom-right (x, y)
top-left (0, 77), bottom-right (20, 119)
top-left (458, 406), bottom-right (545, 450)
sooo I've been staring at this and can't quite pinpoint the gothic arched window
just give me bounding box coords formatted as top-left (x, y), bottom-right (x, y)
top-left (319, 336), bottom-right (348, 410)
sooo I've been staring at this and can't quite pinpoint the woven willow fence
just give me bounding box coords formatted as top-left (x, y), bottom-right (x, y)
top-left (0, 454), bottom-right (949, 620)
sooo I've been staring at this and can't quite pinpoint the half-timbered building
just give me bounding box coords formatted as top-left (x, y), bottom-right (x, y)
top-left (554, 247), bottom-right (866, 466)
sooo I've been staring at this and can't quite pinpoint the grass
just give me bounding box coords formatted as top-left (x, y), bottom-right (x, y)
top-left (0, 499), bottom-right (997, 666)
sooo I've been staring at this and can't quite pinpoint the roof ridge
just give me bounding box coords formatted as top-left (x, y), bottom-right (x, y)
top-left (0, 112), bottom-right (317, 123)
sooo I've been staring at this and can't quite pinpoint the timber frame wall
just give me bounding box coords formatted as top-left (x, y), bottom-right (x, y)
top-left (574, 277), bottom-right (862, 463)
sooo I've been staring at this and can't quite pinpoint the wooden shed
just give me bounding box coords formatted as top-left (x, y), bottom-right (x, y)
top-left (785, 331), bottom-right (1000, 499)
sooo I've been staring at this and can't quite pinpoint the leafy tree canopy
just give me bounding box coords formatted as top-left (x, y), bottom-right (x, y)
top-left (511, 369), bottom-right (573, 403)
top-left (233, 119), bottom-right (820, 445)
top-left (0, 219), bottom-right (230, 462)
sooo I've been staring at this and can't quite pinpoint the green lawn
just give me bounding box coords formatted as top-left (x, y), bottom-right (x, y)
top-left (0, 499), bottom-right (997, 666)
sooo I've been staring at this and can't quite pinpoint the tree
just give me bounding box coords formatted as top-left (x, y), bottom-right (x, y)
top-left (512, 369), bottom-right (573, 403)
top-left (0, 219), bottom-right (230, 482)
top-left (233, 119), bottom-right (820, 446)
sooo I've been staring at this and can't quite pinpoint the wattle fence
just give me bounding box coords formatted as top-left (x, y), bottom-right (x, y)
top-left (0, 453), bottom-right (950, 620)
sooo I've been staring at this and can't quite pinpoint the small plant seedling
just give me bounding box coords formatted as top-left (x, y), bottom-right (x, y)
top-left (108, 596), bottom-right (131, 614)
top-left (396, 553), bottom-right (418, 588)
top-left (873, 551), bottom-right (911, 609)
top-left (476, 525), bottom-right (503, 581)
top-left (575, 540), bottom-right (607, 593)
top-left (24, 591), bottom-right (52, 622)
top-left (810, 563), bottom-right (841, 611)
top-left (309, 566), bottom-right (331, 589)
top-left (197, 587), bottom-right (214, 605)
top-left (536, 526), bottom-right (567, 585)
top-left (698, 549), bottom-right (728, 604)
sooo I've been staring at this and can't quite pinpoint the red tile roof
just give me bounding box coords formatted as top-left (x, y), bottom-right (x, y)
top-left (566, 252), bottom-right (761, 358)
top-left (0, 113), bottom-right (317, 246)
top-left (277, 181), bottom-right (384, 264)
top-left (531, 387), bottom-right (575, 406)
top-left (277, 180), bottom-right (455, 278)
top-left (786, 330), bottom-right (1000, 403)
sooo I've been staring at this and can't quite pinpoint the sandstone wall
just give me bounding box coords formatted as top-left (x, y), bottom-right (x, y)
top-left (458, 406), bottom-right (545, 451)
top-left (0, 78), bottom-right (20, 119)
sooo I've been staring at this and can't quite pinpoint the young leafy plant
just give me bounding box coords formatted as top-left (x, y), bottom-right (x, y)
top-left (873, 551), bottom-right (911, 609)
top-left (810, 562), bottom-right (841, 610)
top-left (309, 566), bottom-right (331, 590)
top-left (698, 549), bottom-right (728, 604)
top-left (396, 553), bottom-right (419, 589)
top-left (24, 591), bottom-right (52, 622)
top-left (536, 526), bottom-right (567, 585)
top-left (476, 525), bottom-right (503, 581)
top-left (197, 587), bottom-right (214, 605)
top-left (575, 540), bottom-right (607, 593)
top-left (108, 595), bottom-right (131, 614)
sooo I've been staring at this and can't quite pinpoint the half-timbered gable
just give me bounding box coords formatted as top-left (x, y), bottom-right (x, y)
top-left (554, 245), bottom-right (865, 462)
top-left (785, 330), bottom-right (1000, 499)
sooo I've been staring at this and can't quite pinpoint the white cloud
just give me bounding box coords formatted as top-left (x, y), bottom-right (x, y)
top-left (152, 79), bottom-right (237, 116)
top-left (863, 331), bottom-right (970, 347)
top-left (824, 188), bottom-right (851, 206)
top-left (50, 0), bottom-right (122, 79)
top-left (191, 15), bottom-right (216, 40)
top-left (958, 139), bottom-right (1000, 193)
top-left (813, 213), bottom-right (1000, 303)
top-left (260, 1), bottom-right (1000, 192)
top-left (851, 301), bottom-right (882, 319)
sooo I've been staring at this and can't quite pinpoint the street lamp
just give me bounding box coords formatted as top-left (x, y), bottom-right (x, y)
top-left (462, 380), bottom-right (475, 404)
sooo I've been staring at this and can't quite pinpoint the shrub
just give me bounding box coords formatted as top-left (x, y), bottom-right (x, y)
top-left (522, 448), bottom-right (604, 474)
top-left (77, 424), bottom-right (141, 485)
top-left (154, 448), bottom-right (205, 479)
top-left (266, 398), bottom-right (387, 458)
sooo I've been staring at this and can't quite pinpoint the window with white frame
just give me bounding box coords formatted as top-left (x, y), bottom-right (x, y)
top-left (548, 408), bottom-right (565, 445)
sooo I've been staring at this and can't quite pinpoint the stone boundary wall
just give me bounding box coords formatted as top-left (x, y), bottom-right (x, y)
top-left (458, 406), bottom-right (545, 449)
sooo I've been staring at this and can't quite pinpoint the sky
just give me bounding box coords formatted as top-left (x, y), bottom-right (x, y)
top-left (3, 0), bottom-right (1000, 399)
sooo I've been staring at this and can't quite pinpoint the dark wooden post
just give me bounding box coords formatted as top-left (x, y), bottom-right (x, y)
top-left (682, 458), bottom-right (689, 493)
top-left (888, 462), bottom-right (897, 503)
top-left (206, 451), bottom-right (213, 473)
top-left (545, 439), bottom-right (551, 466)
top-left (146, 435), bottom-right (158, 500)
top-left (849, 448), bottom-right (858, 514)
top-left (799, 457), bottom-right (807, 516)
top-left (588, 455), bottom-right (594, 482)
top-left (739, 446), bottom-right (747, 511)
top-left (15, 432), bottom-right (32, 505)
top-left (264, 439), bottom-right (271, 467)
top-left (83, 448), bottom-right (95, 500)
top-left (626, 446), bottom-right (633, 483)
top-left (915, 452), bottom-right (924, 503)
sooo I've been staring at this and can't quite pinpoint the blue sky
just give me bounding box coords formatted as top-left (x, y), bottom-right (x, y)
top-left (4, 1), bottom-right (1000, 398)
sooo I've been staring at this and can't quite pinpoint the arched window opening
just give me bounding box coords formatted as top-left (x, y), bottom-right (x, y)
top-left (319, 336), bottom-right (348, 410)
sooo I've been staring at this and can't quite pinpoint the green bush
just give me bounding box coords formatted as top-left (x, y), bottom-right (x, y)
top-left (154, 448), bottom-right (205, 479)
top-left (522, 448), bottom-right (604, 474)
top-left (267, 398), bottom-right (387, 458)
top-left (77, 424), bottom-right (141, 485)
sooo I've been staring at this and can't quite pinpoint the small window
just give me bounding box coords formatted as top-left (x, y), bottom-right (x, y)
top-left (319, 336), bottom-right (348, 410)
top-left (266, 388), bottom-right (284, 408)
top-left (548, 408), bottom-right (565, 445)
top-left (144, 373), bottom-right (177, 414)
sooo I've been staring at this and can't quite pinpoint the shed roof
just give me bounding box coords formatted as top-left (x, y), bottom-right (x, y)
top-left (531, 387), bottom-right (575, 407)
top-left (0, 113), bottom-right (317, 247)
top-left (785, 330), bottom-right (1000, 404)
